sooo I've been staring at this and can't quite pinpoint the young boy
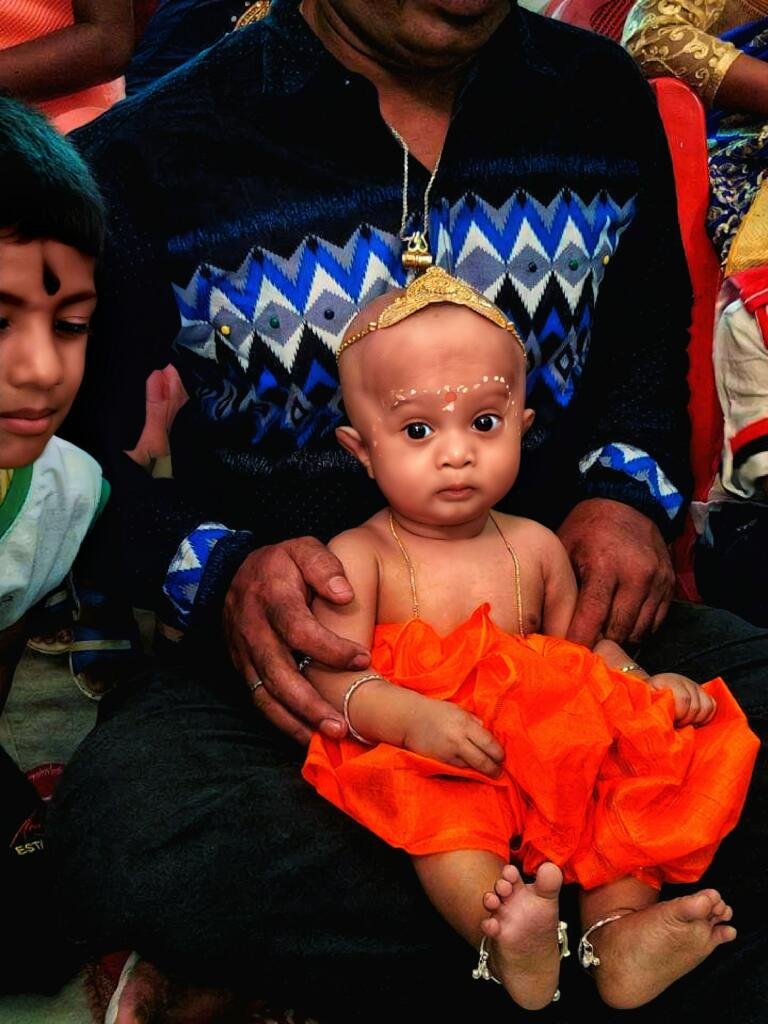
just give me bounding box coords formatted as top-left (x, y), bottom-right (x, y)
top-left (0, 92), bottom-right (106, 993)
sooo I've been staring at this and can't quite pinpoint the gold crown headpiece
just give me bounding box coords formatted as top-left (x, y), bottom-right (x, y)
top-left (336, 266), bottom-right (527, 363)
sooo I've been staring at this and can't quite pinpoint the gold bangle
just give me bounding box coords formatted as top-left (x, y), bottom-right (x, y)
top-left (342, 674), bottom-right (385, 745)
top-left (618, 662), bottom-right (641, 674)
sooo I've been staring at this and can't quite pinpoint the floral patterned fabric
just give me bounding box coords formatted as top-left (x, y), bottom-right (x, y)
top-left (624, 1), bottom-right (768, 261)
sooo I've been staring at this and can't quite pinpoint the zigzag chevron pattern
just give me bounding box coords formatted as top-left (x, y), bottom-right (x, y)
top-left (171, 189), bottom-right (635, 452)
top-left (579, 444), bottom-right (684, 519)
top-left (163, 522), bottom-right (232, 628)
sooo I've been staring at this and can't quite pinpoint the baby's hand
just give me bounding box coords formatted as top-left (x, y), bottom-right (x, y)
top-left (403, 698), bottom-right (504, 777)
top-left (647, 672), bottom-right (717, 727)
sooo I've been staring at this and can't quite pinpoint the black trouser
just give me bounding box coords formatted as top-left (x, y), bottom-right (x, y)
top-left (47, 602), bottom-right (768, 1023)
top-left (695, 502), bottom-right (768, 628)
top-left (0, 746), bottom-right (85, 994)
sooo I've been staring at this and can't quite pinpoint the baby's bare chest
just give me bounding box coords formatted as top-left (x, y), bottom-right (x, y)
top-left (376, 541), bottom-right (544, 634)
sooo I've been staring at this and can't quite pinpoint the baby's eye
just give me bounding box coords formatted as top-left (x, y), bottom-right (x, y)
top-left (404, 422), bottom-right (433, 440)
top-left (0, 317), bottom-right (9, 331)
top-left (473, 413), bottom-right (502, 432)
top-left (55, 320), bottom-right (90, 337)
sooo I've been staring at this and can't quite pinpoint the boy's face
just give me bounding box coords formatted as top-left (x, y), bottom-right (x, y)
top-left (0, 238), bottom-right (96, 467)
top-left (338, 305), bottom-right (532, 532)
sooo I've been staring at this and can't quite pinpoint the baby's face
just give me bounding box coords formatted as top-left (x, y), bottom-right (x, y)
top-left (0, 238), bottom-right (95, 467)
top-left (338, 304), bottom-right (531, 531)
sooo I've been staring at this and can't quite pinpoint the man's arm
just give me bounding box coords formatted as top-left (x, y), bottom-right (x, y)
top-left (61, 94), bottom-right (375, 748)
top-left (0, 1), bottom-right (134, 101)
top-left (559, 50), bottom-right (693, 648)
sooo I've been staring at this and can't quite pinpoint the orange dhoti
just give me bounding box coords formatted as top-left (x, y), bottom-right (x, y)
top-left (303, 605), bottom-right (759, 890)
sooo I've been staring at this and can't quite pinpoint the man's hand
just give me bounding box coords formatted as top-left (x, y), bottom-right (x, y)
top-left (402, 697), bottom-right (504, 777)
top-left (558, 499), bottom-right (675, 649)
top-left (647, 672), bottom-right (717, 727)
top-left (224, 538), bottom-right (371, 745)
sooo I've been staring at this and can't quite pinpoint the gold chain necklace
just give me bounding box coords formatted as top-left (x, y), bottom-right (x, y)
top-left (387, 509), bottom-right (526, 635)
top-left (387, 125), bottom-right (444, 272)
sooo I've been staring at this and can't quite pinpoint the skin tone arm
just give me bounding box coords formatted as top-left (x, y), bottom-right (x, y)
top-left (305, 530), bottom-right (505, 776)
top-left (0, 0), bottom-right (134, 102)
top-left (711, 52), bottom-right (768, 117)
top-left (224, 538), bottom-right (371, 745)
top-left (558, 499), bottom-right (675, 650)
top-left (541, 527), bottom-right (715, 727)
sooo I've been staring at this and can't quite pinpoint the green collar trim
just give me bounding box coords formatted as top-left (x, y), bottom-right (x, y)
top-left (0, 462), bottom-right (33, 541)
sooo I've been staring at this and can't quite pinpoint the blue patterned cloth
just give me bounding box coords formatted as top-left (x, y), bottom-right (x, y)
top-left (163, 522), bottom-right (232, 630)
top-left (707, 18), bottom-right (768, 262)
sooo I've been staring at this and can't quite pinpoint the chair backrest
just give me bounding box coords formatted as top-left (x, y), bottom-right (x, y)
top-left (649, 77), bottom-right (723, 600)
top-left (543, 2), bottom-right (724, 596)
top-left (542, 0), bottom-right (634, 39)
top-left (543, 3), bottom-right (724, 597)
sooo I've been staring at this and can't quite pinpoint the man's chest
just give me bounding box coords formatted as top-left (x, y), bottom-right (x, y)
top-left (168, 182), bottom-right (635, 455)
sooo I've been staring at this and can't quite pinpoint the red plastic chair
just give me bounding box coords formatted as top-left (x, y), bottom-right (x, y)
top-left (649, 77), bottom-right (722, 600)
top-left (543, 10), bottom-right (724, 599)
top-left (543, 0), bottom-right (634, 39)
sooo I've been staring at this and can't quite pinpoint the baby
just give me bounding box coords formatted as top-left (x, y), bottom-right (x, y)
top-left (302, 267), bottom-right (759, 1011)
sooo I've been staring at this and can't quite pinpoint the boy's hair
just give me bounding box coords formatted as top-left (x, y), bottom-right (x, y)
top-left (0, 94), bottom-right (105, 257)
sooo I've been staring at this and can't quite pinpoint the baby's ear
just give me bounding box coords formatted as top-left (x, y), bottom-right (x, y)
top-left (336, 426), bottom-right (374, 478)
top-left (522, 408), bottom-right (535, 435)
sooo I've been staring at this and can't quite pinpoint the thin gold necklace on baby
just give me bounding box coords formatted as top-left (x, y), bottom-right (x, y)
top-left (387, 124), bottom-right (443, 271)
top-left (387, 508), bottom-right (526, 636)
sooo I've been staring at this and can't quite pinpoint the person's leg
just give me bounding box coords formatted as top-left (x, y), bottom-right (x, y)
top-left (578, 876), bottom-right (734, 1010)
top-left (694, 504), bottom-right (768, 628)
top-left (46, 662), bottom-right (515, 1024)
top-left (414, 851), bottom-right (563, 1009)
top-left (0, 744), bottom-right (85, 994)
top-left (634, 601), bottom-right (768, 1022)
top-left (0, 615), bottom-right (28, 713)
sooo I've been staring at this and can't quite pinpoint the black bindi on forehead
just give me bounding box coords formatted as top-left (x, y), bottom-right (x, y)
top-left (42, 263), bottom-right (60, 296)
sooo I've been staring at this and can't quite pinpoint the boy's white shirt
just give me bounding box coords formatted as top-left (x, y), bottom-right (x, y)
top-left (691, 282), bottom-right (768, 535)
top-left (0, 435), bottom-right (103, 629)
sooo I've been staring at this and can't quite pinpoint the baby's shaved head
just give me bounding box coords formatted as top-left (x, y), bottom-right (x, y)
top-left (338, 287), bottom-right (405, 420)
top-left (333, 271), bottom-right (534, 516)
top-left (338, 299), bottom-right (526, 432)
top-left (342, 286), bottom-right (405, 343)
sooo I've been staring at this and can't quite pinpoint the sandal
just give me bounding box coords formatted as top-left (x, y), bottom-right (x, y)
top-left (25, 584), bottom-right (76, 655)
top-left (68, 587), bottom-right (145, 700)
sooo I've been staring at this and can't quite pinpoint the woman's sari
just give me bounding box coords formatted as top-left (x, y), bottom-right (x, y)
top-left (709, 18), bottom-right (768, 260)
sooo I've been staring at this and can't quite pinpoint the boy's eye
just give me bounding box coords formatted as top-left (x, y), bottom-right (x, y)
top-left (473, 413), bottom-right (501, 432)
top-left (405, 422), bottom-right (433, 440)
top-left (55, 320), bottom-right (90, 336)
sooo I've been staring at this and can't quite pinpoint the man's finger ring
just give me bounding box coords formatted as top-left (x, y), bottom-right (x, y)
top-left (249, 679), bottom-right (264, 693)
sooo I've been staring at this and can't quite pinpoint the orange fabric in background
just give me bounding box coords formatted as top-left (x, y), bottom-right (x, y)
top-left (304, 604), bottom-right (759, 891)
top-left (1, 0), bottom-right (124, 132)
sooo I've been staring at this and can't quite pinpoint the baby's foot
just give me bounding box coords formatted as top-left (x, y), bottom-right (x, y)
top-left (480, 861), bottom-right (563, 1010)
top-left (589, 888), bottom-right (735, 1009)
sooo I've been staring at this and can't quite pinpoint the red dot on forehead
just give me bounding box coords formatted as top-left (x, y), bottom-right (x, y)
top-left (444, 390), bottom-right (456, 402)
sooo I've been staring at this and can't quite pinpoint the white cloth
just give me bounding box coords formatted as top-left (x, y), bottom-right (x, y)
top-left (691, 280), bottom-right (768, 536)
top-left (0, 436), bottom-right (104, 629)
top-left (714, 283), bottom-right (768, 499)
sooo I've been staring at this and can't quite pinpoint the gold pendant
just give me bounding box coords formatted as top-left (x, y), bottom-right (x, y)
top-left (402, 232), bottom-right (433, 271)
top-left (234, 2), bottom-right (270, 30)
